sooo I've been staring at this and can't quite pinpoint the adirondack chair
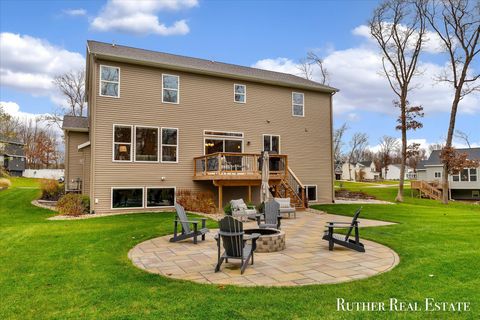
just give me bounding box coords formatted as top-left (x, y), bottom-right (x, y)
top-left (170, 203), bottom-right (209, 244)
top-left (322, 207), bottom-right (365, 252)
top-left (215, 216), bottom-right (260, 274)
top-left (256, 200), bottom-right (282, 229)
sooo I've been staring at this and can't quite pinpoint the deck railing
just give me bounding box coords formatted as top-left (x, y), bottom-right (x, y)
top-left (193, 152), bottom-right (288, 178)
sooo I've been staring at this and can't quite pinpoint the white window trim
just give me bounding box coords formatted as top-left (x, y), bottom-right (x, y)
top-left (305, 184), bottom-right (318, 202)
top-left (203, 130), bottom-right (244, 138)
top-left (112, 124), bottom-right (133, 162)
top-left (292, 92), bottom-right (305, 117)
top-left (99, 65), bottom-right (120, 98)
top-left (145, 186), bottom-right (176, 208)
top-left (111, 187), bottom-right (144, 210)
top-left (434, 172), bottom-right (441, 178)
top-left (161, 127), bottom-right (179, 163)
top-left (162, 74), bottom-right (180, 104)
top-left (203, 137), bottom-right (244, 155)
top-left (233, 84), bottom-right (246, 104)
top-left (262, 134), bottom-right (281, 153)
top-left (134, 125), bottom-right (160, 163)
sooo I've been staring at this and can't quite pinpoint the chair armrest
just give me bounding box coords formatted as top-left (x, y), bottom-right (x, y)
top-left (326, 221), bottom-right (357, 225)
top-left (175, 220), bottom-right (199, 225)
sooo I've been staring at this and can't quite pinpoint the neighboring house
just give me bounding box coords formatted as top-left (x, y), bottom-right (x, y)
top-left (340, 162), bottom-right (356, 181)
top-left (382, 164), bottom-right (416, 180)
top-left (0, 136), bottom-right (26, 177)
top-left (63, 40), bottom-right (338, 214)
top-left (357, 161), bottom-right (380, 181)
top-left (415, 148), bottom-right (480, 200)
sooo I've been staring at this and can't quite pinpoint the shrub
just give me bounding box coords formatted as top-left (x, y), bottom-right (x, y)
top-left (0, 178), bottom-right (12, 189)
top-left (40, 179), bottom-right (64, 201)
top-left (176, 189), bottom-right (216, 214)
top-left (223, 203), bottom-right (232, 215)
top-left (56, 193), bottom-right (90, 216)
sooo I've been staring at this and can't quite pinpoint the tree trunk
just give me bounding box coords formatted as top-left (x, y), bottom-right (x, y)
top-left (395, 98), bottom-right (407, 202)
top-left (348, 162), bottom-right (352, 181)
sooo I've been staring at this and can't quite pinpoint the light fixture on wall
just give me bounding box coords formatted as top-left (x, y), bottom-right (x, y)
top-left (266, 120), bottom-right (271, 124)
top-left (161, 177), bottom-right (166, 181)
top-left (247, 141), bottom-right (251, 146)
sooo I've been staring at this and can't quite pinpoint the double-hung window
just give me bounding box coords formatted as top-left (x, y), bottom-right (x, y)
top-left (234, 84), bottom-right (246, 103)
top-left (135, 126), bottom-right (158, 162)
top-left (161, 128), bottom-right (178, 162)
top-left (162, 74), bottom-right (179, 103)
top-left (469, 168), bottom-right (477, 181)
top-left (100, 65), bottom-right (120, 97)
top-left (113, 125), bottom-right (132, 161)
top-left (292, 92), bottom-right (304, 117)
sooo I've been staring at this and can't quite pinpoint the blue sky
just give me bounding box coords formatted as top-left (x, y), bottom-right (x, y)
top-left (1, 0), bottom-right (478, 150)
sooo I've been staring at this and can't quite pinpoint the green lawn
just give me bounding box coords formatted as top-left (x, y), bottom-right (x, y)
top-left (1, 178), bottom-right (479, 319)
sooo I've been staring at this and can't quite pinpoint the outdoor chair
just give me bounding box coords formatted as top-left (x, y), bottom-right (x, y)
top-left (322, 207), bottom-right (365, 252)
top-left (215, 216), bottom-right (260, 274)
top-left (170, 203), bottom-right (209, 244)
top-left (274, 197), bottom-right (296, 219)
top-left (256, 199), bottom-right (282, 229)
top-left (230, 199), bottom-right (257, 222)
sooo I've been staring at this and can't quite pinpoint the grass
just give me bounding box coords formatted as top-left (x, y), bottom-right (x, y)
top-left (1, 178), bottom-right (479, 319)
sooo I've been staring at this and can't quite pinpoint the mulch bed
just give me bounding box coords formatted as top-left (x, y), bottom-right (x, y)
top-left (335, 188), bottom-right (376, 200)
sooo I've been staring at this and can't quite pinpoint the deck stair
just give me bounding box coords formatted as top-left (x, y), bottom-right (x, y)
top-left (271, 167), bottom-right (308, 209)
top-left (411, 180), bottom-right (442, 200)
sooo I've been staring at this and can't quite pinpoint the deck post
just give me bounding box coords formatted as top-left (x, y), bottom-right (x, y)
top-left (218, 185), bottom-right (223, 213)
top-left (248, 185), bottom-right (252, 202)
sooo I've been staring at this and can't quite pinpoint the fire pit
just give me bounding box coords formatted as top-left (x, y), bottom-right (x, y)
top-left (244, 228), bottom-right (285, 252)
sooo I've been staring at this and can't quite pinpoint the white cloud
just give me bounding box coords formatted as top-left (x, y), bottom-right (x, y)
top-left (64, 8), bottom-right (87, 16)
top-left (0, 33), bottom-right (84, 106)
top-left (91, 0), bottom-right (198, 36)
top-left (251, 26), bottom-right (480, 117)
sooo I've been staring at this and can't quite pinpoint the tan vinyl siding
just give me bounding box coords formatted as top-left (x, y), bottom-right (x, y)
top-left (89, 58), bottom-right (334, 213)
top-left (65, 131), bottom-right (89, 190)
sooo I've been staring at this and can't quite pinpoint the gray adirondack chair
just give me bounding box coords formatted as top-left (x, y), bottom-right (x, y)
top-left (215, 216), bottom-right (260, 274)
top-left (170, 203), bottom-right (209, 244)
top-left (322, 207), bottom-right (365, 252)
top-left (256, 200), bottom-right (282, 229)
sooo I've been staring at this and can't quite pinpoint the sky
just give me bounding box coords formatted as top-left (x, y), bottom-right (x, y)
top-left (0, 0), bottom-right (479, 152)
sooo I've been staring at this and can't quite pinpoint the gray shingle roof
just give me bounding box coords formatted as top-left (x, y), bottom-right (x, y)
top-left (62, 115), bottom-right (88, 131)
top-left (425, 148), bottom-right (480, 165)
top-left (87, 40), bottom-right (339, 93)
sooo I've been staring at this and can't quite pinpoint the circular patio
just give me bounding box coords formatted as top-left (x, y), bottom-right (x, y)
top-left (128, 210), bottom-right (399, 287)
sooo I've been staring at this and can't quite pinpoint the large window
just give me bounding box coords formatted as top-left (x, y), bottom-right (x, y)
top-left (100, 65), bottom-right (120, 97)
top-left (470, 168), bottom-right (477, 181)
top-left (292, 92), bottom-right (304, 117)
top-left (234, 84), bottom-right (246, 103)
top-left (161, 128), bottom-right (178, 162)
top-left (135, 127), bottom-right (158, 162)
top-left (112, 188), bottom-right (143, 209)
top-left (113, 125), bottom-right (132, 161)
top-left (461, 169), bottom-right (469, 181)
top-left (457, 168), bottom-right (477, 182)
top-left (162, 74), bottom-right (179, 103)
top-left (146, 187), bottom-right (175, 207)
top-left (263, 135), bottom-right (280, 154)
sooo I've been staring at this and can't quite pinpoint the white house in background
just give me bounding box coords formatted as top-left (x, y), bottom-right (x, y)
top-left (382, 164), bottom-right (415, 180)
top-left (339, 161), bottom-right (380, 181)
top-left (416, 148), bottom-right (480, 200)
top-left (340, 162), bottom-right (356, 180)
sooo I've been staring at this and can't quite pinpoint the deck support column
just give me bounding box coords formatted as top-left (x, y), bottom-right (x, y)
top-left (218, 185), bottom-right (223, 213)
top-left (248, 185), bottom-right (252, 203)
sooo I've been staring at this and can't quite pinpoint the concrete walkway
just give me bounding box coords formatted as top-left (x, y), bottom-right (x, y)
top-left (129, 210), bottom-right (399, 287)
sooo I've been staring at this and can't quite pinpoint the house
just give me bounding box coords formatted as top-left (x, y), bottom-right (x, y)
top-left (62, 40), bottom-right (338, 214)
top-left (0, 136), bottom-right (26, 177)
top-left (415, 148), bottom-right (480, 200)
top-left (339, 161), bottom-right (379, 181)
top-left (382, 164), bottom-right (416, 180)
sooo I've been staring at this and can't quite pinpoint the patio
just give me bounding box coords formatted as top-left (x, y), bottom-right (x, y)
top-left (129, 209), bottom-right (399, 287)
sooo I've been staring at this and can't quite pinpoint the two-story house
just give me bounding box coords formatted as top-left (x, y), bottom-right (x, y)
top-left (416, 148), bottom-right (480, 200)
top-left (0, 135), bottom-right (26, 177)
top-left (63, 41), bottom-right (338, 214)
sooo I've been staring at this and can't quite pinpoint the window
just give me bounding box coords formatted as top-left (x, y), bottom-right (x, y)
top-left (112, 188), bottom-right (143, 209)
top-left (161, 128), bottom-right (178, 162)
top-left (146, 187), bottom-right (175, 207)
top-left (302, 185), bottom-right (317, 202)
top-left (434, 172), bottom-right (441, 178)
top-left (461, 169), bottom-right (469, 181)
top-left (263, 135), bottom-right (280, 154)
top-left (203, 131), bottom-right (243, 138)
top-left (162, 74), bottom-right (179, 103)
top-left (135, 127), bottom-right (158, 162)
top-left (100, 65), bottom-right (120, 97)
top-left (234, 84), bottom-right (246, 103)
top-left (113, 125), bottom-right (132, 161)
top-left (292, 92), bottom-right (304, 117)
top-left (452, 174), bottom-right (459, 182)
top-left (473, 190), bottom-right (480, 198)
top-left (470, 168), bottom-right (477, 182)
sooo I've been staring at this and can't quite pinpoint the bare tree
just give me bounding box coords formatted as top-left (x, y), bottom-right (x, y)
top-left (297, 58), bottom-right (313, 80)
top-left (423, 0), bottom-right (480, 203)
top-left (454, 130), bottom-right (472, 148)
top-left (46, 70), bottom-right (87, 129)
top-left (333, 123), bottom-right (348, 163)
top-left (307, 51), bottom-right (330, 85)
top-left (369, 0), bottom-right (426, 201)
top-left (378, 135), bottom-right (400, 179)
top-left (428, 143), bottom-right (444, 154)
top-left (347, 133), bottom-right (369, 180)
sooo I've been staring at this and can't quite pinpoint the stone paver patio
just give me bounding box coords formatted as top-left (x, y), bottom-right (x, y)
top-left (128, 210), bottom-right (399, 287)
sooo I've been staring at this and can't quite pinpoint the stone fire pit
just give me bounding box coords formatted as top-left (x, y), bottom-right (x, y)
top-left (244, 228), bottom-right (285, 252)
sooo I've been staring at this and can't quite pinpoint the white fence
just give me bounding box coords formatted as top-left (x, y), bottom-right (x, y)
top-left (23, 169), bottom-right (64, 180)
